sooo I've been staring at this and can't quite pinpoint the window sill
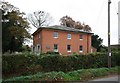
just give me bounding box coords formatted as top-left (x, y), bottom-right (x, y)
top-left (54, 37), bottom-right (58, 39)
top-left (54, 50), bottom-right (58, 52)
top-left (79, 39), bottom-right (83, 40)
top-left (79, 51), bottom-right (83, 53)
top-left (67, 50), bottom-right (71, 52)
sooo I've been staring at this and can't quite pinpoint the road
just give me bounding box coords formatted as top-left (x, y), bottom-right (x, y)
top-left (65, 75), bottom-right (120, 83)
top-left (91, 75), bottom-right (119, 81)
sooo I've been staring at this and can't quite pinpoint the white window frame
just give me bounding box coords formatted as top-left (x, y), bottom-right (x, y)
top-left (54, 44), bottom-right (58, 52)
top-left (79, 45), bottom-right (83, 53)
top-left (54, 32), bottom-right (58, 38)
top-left (67, 45), bottom-right (71, 52)
top-left (79, 34), bottom-right (83, 40)
top-left (67, 34), bottom-right (71, 39)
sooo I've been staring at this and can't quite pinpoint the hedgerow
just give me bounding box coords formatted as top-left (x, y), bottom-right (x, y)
top-left (2, 51), bottom-right (120, 79)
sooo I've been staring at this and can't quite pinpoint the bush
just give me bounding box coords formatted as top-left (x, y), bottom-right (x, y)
top-left (2, 53), bottom-right (42, 78)
top-left (46, 51), bottom-right (59, 55)
top-left (2, 51), bottom-right (120, 79)
top-left (36, 52), bottom-right (120, 72)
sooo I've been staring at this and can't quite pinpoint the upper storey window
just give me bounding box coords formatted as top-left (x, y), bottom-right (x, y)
top-left (54, 32), bottom-right (58, 38)
top-left (79, 34), bottom-right (83, 40)
top-left (67, 34), bottom-right (71, 39)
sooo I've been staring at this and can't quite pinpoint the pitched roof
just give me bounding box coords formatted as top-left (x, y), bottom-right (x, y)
top-left (32, 25), bottom-right (93, 35)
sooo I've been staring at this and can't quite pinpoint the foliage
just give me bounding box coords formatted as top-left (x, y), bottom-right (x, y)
top-left (100, 45), bottom-right (120, 52)
top-left (2, 53), bottom-right (42, 79)
top-left (38, 52), bottom-right (111, 72)
top-left (92, 34), bottom-right (103, 52)
top-left (2, 51), bottom-right (120, 79)
top-left (22, 45), bottom-right (31, 52)
top-left (60, 15), bottom-right (75, 27)
top-left (60, 15), bottom-right (92, 32)
top-left (1, 1), bottom-right (31, 53)
top-left (100, 46), bottom-right (108, 52)
top-left (27, 11), bottom-right (53, 28)
top-left (3, 66), bottom-right (119, 82)
top-left (46, 51), bottom-right (59, 55)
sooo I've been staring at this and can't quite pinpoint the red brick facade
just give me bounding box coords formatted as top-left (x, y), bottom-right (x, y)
top-left (33, 26), bottom-right (93, 55)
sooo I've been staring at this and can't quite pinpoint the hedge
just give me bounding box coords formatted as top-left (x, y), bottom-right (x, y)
top-left (37, 52), bottom-right (120, 72)
top-left (2, 53), bottom-right (41, 77)
top-left (2, 51), bottom-right (120, 78)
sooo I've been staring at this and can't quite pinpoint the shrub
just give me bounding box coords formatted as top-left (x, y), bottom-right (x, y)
top-left (2, 53), bottom-right (42, 78)
top-left (2, 51), bottom-right (120, 79)
top-left (37, 52), bottom-right (120, 72)
top-left (46, 51), bottom-right (59, 55)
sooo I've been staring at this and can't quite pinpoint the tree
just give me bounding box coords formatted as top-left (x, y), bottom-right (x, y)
top-left (60, 15), bottom-right (75, 27)
top-left (27, 11), bottom-right (52, 28)
top-left (91, 34), bottom-right (103, 52)
top-left (1, 1), bottom-right (31, 53)
top-left (22, 45), bottom-right (31, 52)
top-left (60, 15), bottom-right (92, 32)
top-left (83, 24), bottom-right (92, 32)
top-left (74, 21), bottom-right (83, 30)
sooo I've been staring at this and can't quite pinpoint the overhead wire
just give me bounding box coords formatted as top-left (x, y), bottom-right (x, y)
top-left (112, 0), bottom-right (118, 15)
top-left (116, 0), bottom-right (120, 22)
top-left (112, 0), bottom-right (120, 24)
top-left (94, 0), bottom-right (105, 28)
top-left (111, 0), bottom-right (120, 44)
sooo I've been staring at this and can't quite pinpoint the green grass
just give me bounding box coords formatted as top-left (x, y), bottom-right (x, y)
top-left (3, 66), bottom-right (119, 82)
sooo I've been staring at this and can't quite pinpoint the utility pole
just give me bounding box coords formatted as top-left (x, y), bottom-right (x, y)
top-left (108, 0), bottom-right (111, 68)
top-left (118, 1), bottom-right (120, 44)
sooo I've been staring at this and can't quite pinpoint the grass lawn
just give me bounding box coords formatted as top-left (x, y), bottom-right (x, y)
top-left (3, 66), bottom-right (119, 82)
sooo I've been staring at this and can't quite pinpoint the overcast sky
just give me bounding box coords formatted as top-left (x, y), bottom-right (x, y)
top-left (4, 0), bottom-right (120, 46)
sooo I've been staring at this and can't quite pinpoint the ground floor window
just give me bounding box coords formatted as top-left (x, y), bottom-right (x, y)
top-left (79, 45), bottom-right (83, 53)
top-left (38, 45), bottom-right (40, 51)
top-left (67, 45), bottom-right (71, 52)
top-left (54, 44), bottom-right (58, 52)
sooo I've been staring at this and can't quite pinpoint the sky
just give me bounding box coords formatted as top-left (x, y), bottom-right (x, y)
top-left (3, 0), bottom-right (120, 46)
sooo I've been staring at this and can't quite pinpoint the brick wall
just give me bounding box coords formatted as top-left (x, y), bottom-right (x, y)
top-left (33, 29), bottom-right (92, 55)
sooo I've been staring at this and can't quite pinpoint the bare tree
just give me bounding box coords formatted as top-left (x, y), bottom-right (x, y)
top-left (0, 1), bottom-right (20, 14)
top-left (27, 11), bottom-right (52, 28)
top-left (74, 21), bottom-right (83, 30)
top-left (83, 24), bottom-right (92, 32)
top-left (60, 15), bottom-right (75, 27)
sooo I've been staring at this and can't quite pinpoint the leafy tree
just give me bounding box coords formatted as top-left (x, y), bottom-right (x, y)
top-left (100, 45), bottom-right (108, 52)
top-left (27, 11), bottom-right (52, 28)
top-left (60, 15), bottom-right (92, 32)
top-left (92, 34), bottom-right (103, 52)
top-left (1, 1), bottom-right (31, 53)
top-left (22, 45), bottom-right (31, 52)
